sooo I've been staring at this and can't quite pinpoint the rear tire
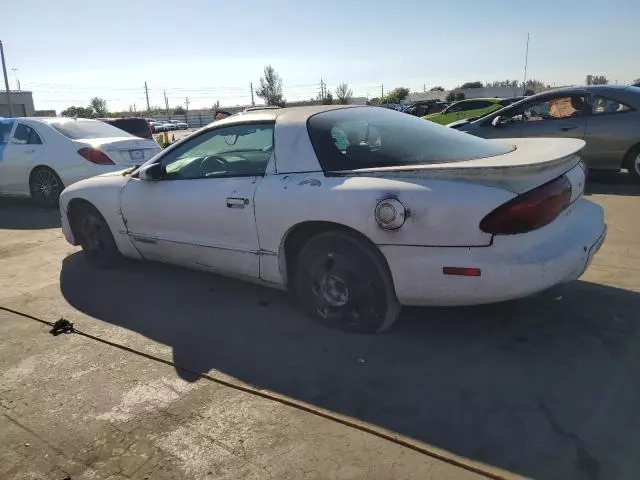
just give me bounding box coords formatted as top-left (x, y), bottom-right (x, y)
top-left (29, 167), bottom-right (63, 208)
top-left (625, 145), bottom-right (640, 182)
top-left (294, 231), bottom-right (401, 333)
top-left (76, 205), bottom-right (119, 269)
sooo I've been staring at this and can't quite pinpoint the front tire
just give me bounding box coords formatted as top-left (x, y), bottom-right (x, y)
top-left (625, 145), bottom-right (640, 182)
top-left (76, 205), bottom-right (119, 269)
top-left (29, 167), bottom-right (63, 207)
top-left (294, 231), bottom-right (401, 333)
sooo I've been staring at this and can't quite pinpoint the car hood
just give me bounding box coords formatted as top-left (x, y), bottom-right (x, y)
top-left (59, 169), bottom-right (130, 213)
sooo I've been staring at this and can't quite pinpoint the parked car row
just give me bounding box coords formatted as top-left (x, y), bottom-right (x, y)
top-left (148, 119), bottom-right (189, 133)
top-left (57, 105), bottom-right (606, 333)
top-left (2, 99), bottom-right (618, 333)
top-left (422, 97), bottom-right (523, 125)
top-left (448, 85), bottom-right (640, 180)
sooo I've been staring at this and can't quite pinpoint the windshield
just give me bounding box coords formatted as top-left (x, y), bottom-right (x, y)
top-left (51, 120), bottom-right (134, 140)
top-left (307, 107), bottom-right (513, 171)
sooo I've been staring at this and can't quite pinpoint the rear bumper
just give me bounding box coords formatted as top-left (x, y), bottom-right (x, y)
top-left (381, 199), bottom-right (606, 306)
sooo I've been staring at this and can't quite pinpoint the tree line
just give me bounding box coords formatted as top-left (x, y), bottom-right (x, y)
top-left (60, 70), bottom-right (638, 117)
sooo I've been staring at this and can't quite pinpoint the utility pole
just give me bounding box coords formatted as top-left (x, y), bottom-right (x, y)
top-left (0, 40), bottom-right (13, 117)
top-left (144, 81), bottom-right (150, 112)
top-left (381, 82), bottom-right (384, 100)
top-left (11, 68), bottom-right (19, 91)
top-left (423, 84), bottom-right (426, 93)
top-left (164, 90), bottom-right (169, 118)
top-left (319, 78), bottom-right (327, 102)
top-left (133, 102), bottom-right (137, 113)
top-left (250, 82), bottom-right (255, 106)
top-left (521, 33), bottom-right (530, 96)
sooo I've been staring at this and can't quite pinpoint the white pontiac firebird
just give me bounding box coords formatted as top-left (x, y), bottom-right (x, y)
top-left (59, 105), bottom-right (606, 333)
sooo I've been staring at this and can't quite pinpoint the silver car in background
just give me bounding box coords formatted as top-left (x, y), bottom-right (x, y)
top-left (454, 85), bottom-right (640, 181)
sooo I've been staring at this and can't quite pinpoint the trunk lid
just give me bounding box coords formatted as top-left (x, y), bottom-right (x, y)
top-left (75, 137), bottom-right (161, 166)
top-left (340, 137), bottom-right (585, 194)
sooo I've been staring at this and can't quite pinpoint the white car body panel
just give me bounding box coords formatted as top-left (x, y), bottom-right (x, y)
top-left (383, 198), bottom-right (605, 306)
top-left (59, 105), bottom-right (606, 308)
top-left (119, 175), bottom-right (262, 278)
top-left (0, 118), bottom-right (160, 197)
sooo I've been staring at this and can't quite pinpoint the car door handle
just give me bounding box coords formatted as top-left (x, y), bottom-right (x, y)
top-left (559, 126), bottom-right (577, 131)
top-left (24, 149), bottom-right (35, 153)
top-left (226, 197), bottom-right (249, 208)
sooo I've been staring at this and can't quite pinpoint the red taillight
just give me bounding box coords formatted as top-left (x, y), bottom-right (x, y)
top-left (443, 267), bottom-right (482, 277)
top-left (480, 175), bottom-right (572, 235)
top-left (77, 148), bottom-right (115, 165)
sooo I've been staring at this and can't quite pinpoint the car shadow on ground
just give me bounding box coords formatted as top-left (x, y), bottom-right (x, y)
top-left (60, 252), bottom-right (640, 479)
top-left (585, 170), bottom-right (640, 196)
top-left (0, 198), bottom-right (60, 229)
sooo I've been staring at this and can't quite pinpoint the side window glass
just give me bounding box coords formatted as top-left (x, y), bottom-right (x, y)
top-left (12, 124), bottom-right (43, 145)
top-left (27, 127), bottom-right (43, 144)
top-left (460, 102), bottom-right (480, 111)
top-left (12, 124), bottom-right (31, 144)
top-left (0, 119), bottom-right (15, 143)
top-left (524, 96), bottom-right (587, 122)
top-left (499, 107), bottom-right (525, 124)
top-left (591, 95), bottom-right (632, 115)
top-left (472, 101), bottom-right (492, 109)
top-left (160, 123), bottom-right (274, 180)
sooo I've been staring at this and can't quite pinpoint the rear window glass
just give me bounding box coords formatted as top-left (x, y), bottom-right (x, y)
top-left (307, 107), bottom-right (513, 171)
top-left (104, 119), bottom-right (151, 139)
top-left (51, 120), bottom-right (134, 140)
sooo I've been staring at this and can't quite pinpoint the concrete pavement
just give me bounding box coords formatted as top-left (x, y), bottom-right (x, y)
top-left (1, 172), bottom-right (640, 478)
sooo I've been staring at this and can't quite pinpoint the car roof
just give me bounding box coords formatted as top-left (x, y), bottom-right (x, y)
top-left (458, 97), bottom-right (504, 102)
top-left (19, 117), bottom-right (102, 124)
top-left (208, 104), bottom-right (360, 129)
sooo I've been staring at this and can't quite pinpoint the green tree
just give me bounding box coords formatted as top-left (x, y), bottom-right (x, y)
top-left (61, 106), bottom-right (95, 118)
top-left (173, 106), bottom-right (186, 115)
top-left (256, 65), bottom-right (285, 106)
top-left (322, 92), bottom-right (334, 105)
top-left (368, 97), bottom-right (381, 105)
top-left (382, 87), bottom-right (410, 104)
top-left (455, 92), bottom-right (466, 101)
top-left (586, 74), bottom-right (608, 85)
top-left (429, 86), bottom-right (445, 91)
top-left (633, 78), bottom-right (640, 86)
top-left (460, 81), bottom-right (483, 89)
top-left (335, 82), bottom-right (353, 104)
top-left (445, 91), bottom-right (456, 102)
top-left (525, 79), bottom-right (545, 91)
top-left (90, 97), bottom-right (108, 117)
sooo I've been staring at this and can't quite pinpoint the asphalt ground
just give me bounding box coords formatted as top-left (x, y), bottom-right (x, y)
top-left (1, 170), bottom-right (639, 479)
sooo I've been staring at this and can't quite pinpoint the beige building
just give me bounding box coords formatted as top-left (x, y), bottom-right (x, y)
top-left (0, 90), bottom-right (35, 117)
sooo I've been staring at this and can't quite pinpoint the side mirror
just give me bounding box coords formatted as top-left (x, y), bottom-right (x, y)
top-left (491, 116), bottom-right (502, 127)
top-left (138, 163), bottom-right (164, 181)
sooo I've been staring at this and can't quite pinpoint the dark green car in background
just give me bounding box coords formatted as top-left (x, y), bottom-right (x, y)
top-left (423, 97), bottom-right (521, 125)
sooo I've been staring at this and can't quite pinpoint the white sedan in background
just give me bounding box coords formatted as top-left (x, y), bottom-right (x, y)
top-left (0, 117), bottom-right (161, 206)
top-left (59, 106), bottom-right (606, 333)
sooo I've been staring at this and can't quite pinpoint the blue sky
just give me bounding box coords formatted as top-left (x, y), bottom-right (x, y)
top-left (2, 0), bottom-right (639, 112)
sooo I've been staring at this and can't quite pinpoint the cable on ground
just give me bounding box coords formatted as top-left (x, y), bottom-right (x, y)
top-left (0, 305), bottom-right (512, 480)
